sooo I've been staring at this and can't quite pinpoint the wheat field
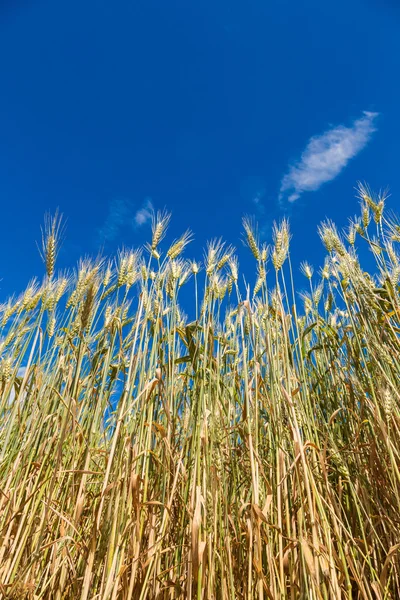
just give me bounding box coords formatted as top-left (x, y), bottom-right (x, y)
top-left (0, 184), bottom-right (399, 599)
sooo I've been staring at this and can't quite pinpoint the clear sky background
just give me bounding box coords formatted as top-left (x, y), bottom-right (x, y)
top-left (1, 0), bottom-right (399, 296)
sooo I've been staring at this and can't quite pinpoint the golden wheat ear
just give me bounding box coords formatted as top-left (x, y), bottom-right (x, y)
top-left (151, 208), bottom-right (171, 251)
top-left (167, 229), bottom-right (193, 260)
top-left (38, 208), bottom-right (65, 280)
top-left (242, 215), bottom-right (261, 260)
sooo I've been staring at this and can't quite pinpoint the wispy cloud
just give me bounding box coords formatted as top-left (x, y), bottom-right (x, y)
top-left (134, 198), bottom-right (154, 227)
top-left (98, 198), bottom-right (135, 242)
top-left (279, 111), bottom-right (379, 203)
top-left (97, 197), bottom-right (154, 244)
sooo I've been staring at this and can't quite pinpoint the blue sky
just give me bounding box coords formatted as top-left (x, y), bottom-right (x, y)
top-left (0, 0), bottom-right (399, 296)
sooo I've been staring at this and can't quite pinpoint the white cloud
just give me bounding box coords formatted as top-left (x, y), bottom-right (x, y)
top-left (97, 197), bottom-right (155, 243)
top-left (134, 198), bottom-right (154, 227)
top-left (279, 111), bottom-right (379, 203)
